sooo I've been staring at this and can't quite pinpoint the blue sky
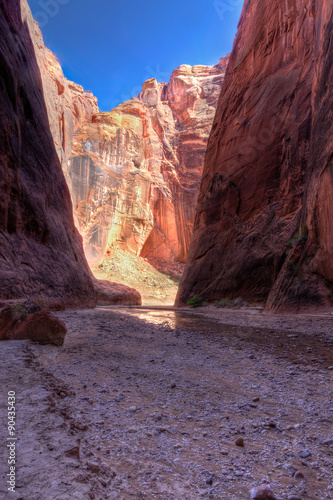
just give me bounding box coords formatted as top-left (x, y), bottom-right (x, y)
top-left (28, 0), bottom-right (244, 111)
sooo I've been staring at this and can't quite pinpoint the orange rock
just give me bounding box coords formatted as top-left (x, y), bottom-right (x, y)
top-left (0, 0), bottom-right (95, 307)
top-left (93, 279), bottom-right (142, 306)
top-left (26, 3), bottom-right (229, 274)
top-left (68, 60), bottom-right (229, 268)
top-left (0, 1), bottom-right (141, 308)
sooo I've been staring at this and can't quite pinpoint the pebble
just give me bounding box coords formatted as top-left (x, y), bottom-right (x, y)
top-left (250, 484), bottom-right (275, 500)
top-left (235, 437), bottom-right (244, 447)
top-left (87, 461), bottom-right (100, 474)
top-left (128, 406), bottom-right (137, 412)
top-left (294, 471), bottom-right (305, 479)
top-left (299, 450), bottom-right (311, 458)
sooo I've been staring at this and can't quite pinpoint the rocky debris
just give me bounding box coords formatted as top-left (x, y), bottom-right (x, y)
top-left (0, 342), bottom-right (106, 499)
top-left (299, 450), bottom-right (311, 459)
top-left (93, 278), bottom-right (141, 306)
top-left (250, 485), bottom-right (275, 500)
top-left (5, 305), bottom-right (331, 499)
top-left (236, 437), bottom-right (245, 447)
top-left (176, 0), bottom-right (333, 311)
top-left (94, 248), bottom-right (180, 305)
top-left (0, 306), bottom-right (67, 346)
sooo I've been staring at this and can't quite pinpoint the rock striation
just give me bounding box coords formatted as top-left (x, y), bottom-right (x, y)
top-left (0, 0), bottom-right (141, 308)
top-left (176, 0), bottom-right (333, 310)
top-left (67, 59), bottom-right (229, 270)
top-left (24, 3), bottom-right (229, 275)
top-left (22, 0), bottom-right (99, 172)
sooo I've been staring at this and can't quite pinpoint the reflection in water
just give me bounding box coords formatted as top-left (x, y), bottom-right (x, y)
top-left (98, 307), bottom-right (218, 332)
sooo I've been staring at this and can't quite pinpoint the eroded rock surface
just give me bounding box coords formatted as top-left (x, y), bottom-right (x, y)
top-left (69, 60), bottom-right (229, 269)
top-left (32, 47), bottom-right (227, 270)
top-left (0, 306), bottom-right (67, 346)
top-left (24, 4), bottom-right (229, 275)
top-left (0, 0), bottom-right (95, 307)
top-left (0, 1), bottom-right (140, 308)
top-left (176, 0), bottom-right (333, 310)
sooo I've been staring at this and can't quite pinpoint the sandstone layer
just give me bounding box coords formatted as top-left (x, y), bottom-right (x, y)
top-left (176, 0), bottom-right (333, 310)
top-left (0, 0), bottom-right (141, 308)
top-left (21, 0), bottom-right (99, 172)
top-left (25, 4), bottom-right (229, 275)
top-left (68, 59), bottom-right (229, 270)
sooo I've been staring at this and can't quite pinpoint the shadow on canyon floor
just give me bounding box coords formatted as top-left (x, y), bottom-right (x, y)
top-left (1, 306), bottom-right (333, 499)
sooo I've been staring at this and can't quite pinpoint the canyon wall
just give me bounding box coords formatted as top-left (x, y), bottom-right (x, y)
top-left (21, 0), bottom-right (99, 172)
top-left (28, 19), bottom-right (228, 273)
top-left (69, 60), bottom-right (229, 272)
top-left (0, 0), bottom-right (141, 307)
top-left (176, 0), bottom-right (333, 310)
top-left (0, 0), bottom-right (95, 306)
top-left (23, 4), bottom-right (229, 275)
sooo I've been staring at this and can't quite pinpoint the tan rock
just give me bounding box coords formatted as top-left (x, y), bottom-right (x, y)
top-left (25, 3), bottom-right (229, 276)
top-left (68, 59), bottom-right (229, 270)
top-left (93, 279), bottom-right (142, 306)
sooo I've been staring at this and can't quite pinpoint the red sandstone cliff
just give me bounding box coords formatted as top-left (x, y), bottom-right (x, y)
top-left (23, 4), bottom-right (228, 276)
top-left (0, 0), bottom-right (141, 307)
top-left (69, 60), bottom-right (229, 272)
top-left (176, 0), bottom-right (333, 310)
top-left (21, 0), bottom-right (99, 171)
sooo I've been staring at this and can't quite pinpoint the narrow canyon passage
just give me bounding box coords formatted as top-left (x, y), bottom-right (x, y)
top-left (1, 308), bottom-right (333, 499)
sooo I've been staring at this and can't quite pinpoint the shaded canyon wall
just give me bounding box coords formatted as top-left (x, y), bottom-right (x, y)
top-left (176, 0), bottom-right (333, 310)
top-left (0, 0), bottom-right (95, 306)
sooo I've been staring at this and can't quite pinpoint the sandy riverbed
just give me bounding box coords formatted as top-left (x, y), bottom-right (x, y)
top-left (1, 307), bottom-right (333, 499)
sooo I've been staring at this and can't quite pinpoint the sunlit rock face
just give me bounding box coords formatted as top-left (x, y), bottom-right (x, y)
top-left (176, 0), bottom-right (333, 310)
top-left (69, 59), bottom-right (229, 268)
top-left (23, 2), bottom-right (99, 170)
top-left (0, 0), bottom-right (141, 308)
top-left (25, 0), bottom-right (228, 276)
